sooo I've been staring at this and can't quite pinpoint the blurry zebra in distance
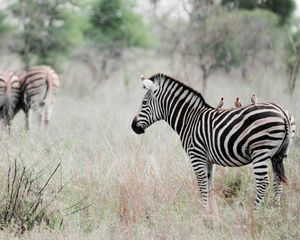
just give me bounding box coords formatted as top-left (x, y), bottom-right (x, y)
top-left (19, 66), bottom-right (60, 130)
top-left (0, 72), bottom-right (22, 130)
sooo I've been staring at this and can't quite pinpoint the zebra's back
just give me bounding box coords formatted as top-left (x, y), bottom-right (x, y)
top-left (21, 66), bottom-right (60, 111)
top-left (20, 66), bottom-right (60, 130)
top-left (195, 103), bottom-right (292, 167)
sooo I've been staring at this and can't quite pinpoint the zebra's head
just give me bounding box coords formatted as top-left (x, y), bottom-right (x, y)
top-left (132, 75), bottom-right (163, 134)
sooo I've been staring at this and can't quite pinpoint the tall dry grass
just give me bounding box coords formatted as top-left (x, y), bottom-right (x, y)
top-left (0, 51), bottom-right (299, 239)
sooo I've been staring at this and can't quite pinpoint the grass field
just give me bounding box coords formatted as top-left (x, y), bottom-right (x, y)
top-left (0, 55), bottom-right (299, 239)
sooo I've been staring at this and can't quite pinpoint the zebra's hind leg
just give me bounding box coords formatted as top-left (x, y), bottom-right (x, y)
top-left (45, 103), bottom-right (53, 126)
top-left (6, 118), bottom-right (11, 133)
top-left (207, 162), bottom-right (214, 192)
top-left (252, 156), bottom-right (270, 210)
top-left (38, 107), bottom-right (45, 129)
top-left (3, 115), bottom-right (9, 130)
top-left (25, 109), bottom-right (32, 131)
top-left (272, 169), bottom-right (282, 207)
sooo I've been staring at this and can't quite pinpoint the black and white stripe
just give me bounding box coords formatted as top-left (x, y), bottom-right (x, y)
top-left (20, 66), bottom-right (60, 130)
top-left (132, 74), bottom-right (295, 211)
top-left (0, 72), bottom-right (22, 129)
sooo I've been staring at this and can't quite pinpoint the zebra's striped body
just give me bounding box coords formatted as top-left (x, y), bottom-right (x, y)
top-left (132, 74), bottom-right (295, 211)
top-left (0, 72), bottom-right (22, 128)
top-left (20, 66), bottom-right (60, 130)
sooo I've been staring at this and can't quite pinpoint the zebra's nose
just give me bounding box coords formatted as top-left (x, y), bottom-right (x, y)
top-left (131, 116), bottom-right (145, 134)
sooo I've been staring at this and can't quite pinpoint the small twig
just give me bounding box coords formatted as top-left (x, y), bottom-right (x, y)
top-left (59, 157), bottom-right (63, 189)
top-left (63, 196), bottom-right (88, 211)
top-left (38, 163), bottom-right (61, 195)
top-left (25, 163), bottom-right (61, 216)
top-left (7, 165), bottom-right (11, 194)
top-left (32, 183), bottom-right (66, 222)
top-left (27, 179), bottom-right (34, 195)
top-left (30, 163), bottom-right (52, 182)
top-left (65, 203), bottom-right (93, 216)
top-left (30, 198), bottom-right (42, 218)
top-left (22, 172), bottom-right (32, 198)
top-left (8, 166), bottom-right (26, 222)
top-left (59, 218), bottom-right (63, 229)
top-left (4, 159), bottom-right (18, 222)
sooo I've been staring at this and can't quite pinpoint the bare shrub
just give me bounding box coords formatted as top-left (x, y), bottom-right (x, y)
top-left (0, 159), bottom-right (63, 235)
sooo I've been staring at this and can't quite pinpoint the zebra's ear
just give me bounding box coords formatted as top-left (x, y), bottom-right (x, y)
top-left (142, 79), bottom-right (158, 92)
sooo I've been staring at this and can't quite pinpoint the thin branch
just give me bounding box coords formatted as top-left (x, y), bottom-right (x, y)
top-left (32, 183), bottom-right (66, 222)
top-left (8, 166), bottom-right (26, 222)
top-left (38, 163), bottom-right (61, 196)
top-left (63, 196), bottom-right (88, 211)
top-left (65, 203), bottom-right (93, 216)
top-left (25, 163), bottom-right (61, 216)
top-left (4, 159), bottom-right (18, 222)
top-left (7, 165), bottom-right (11, 194)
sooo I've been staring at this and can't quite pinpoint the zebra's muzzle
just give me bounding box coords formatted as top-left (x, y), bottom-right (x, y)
top-left (131, 117), bottom-right (145, 134)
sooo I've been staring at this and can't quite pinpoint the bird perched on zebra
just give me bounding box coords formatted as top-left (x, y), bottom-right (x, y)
top-left (0, 72), bottom-right (22, 129)
top-left (216, 97), bottom-right (224, 109)
top-left (234, 97), bottom-right (242, 108)
top-left (251, 94), bottom-right (257, 104)
top-left (19, 66), bottom-right (60, 130)
top-left (132, 73), bottom-right (295, 213)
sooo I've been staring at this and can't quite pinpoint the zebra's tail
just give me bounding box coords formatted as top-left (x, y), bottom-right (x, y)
top-left (271, 119), bottom-right (291, 185)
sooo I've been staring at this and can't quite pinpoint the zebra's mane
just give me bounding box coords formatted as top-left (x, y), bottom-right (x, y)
top-left (149, 73), bottom-right (212, 108)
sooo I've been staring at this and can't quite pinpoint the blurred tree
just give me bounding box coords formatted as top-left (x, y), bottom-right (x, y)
top-left (188, 0), bottom-right (214, 21)
top-left (88, 0), bottom-right (152, 49)
top-left (233, 10), bottom-right (280, 81)
top-left (86, 0), bottom-right (153, 80)
top-left (178, 6), bottom-right (284, 92)
top-left (0, 12), bottom-right (11, 47)
top-left (286, 22), bottom-right (300, 94)
top-left (6, 0), bottom-right (87, 70)
top-left (180, 6), bottom-right (241, 93)
top-left (222, 0), bottom-right (296, 24)
top-left (0, 13), bottom-right (8, 35)
top-left (196, 13), bottom-right (241, 92)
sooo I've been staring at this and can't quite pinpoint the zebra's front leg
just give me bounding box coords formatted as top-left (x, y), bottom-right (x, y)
top-left (207, 161), bottom-right (219, 216)
top-left (191, 157), bottom-right (209, 212)
top-left (253, 158), bottom-right (269, 209)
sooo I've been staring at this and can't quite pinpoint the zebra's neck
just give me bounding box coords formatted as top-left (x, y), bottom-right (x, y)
top-left (157, 77), bottom-right (212, 138)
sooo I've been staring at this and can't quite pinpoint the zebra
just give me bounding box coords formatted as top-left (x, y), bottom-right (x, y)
top-left (0, 72), bottom-right (22, 129)
top-left (131, 73), bottom-right (295, 212)
top-left (19, 66), bottom-right (60, 130)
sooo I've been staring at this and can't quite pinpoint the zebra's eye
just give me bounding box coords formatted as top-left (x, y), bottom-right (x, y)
top-left (142, 100), bottom-right (148, 105)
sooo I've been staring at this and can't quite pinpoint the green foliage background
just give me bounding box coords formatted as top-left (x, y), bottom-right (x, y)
top-left (222, 0), bottom-right (295, 24)
top-left (87, 0), bottom-right (153, 48)
top-left (0, 0), bottom-right (298, 90)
